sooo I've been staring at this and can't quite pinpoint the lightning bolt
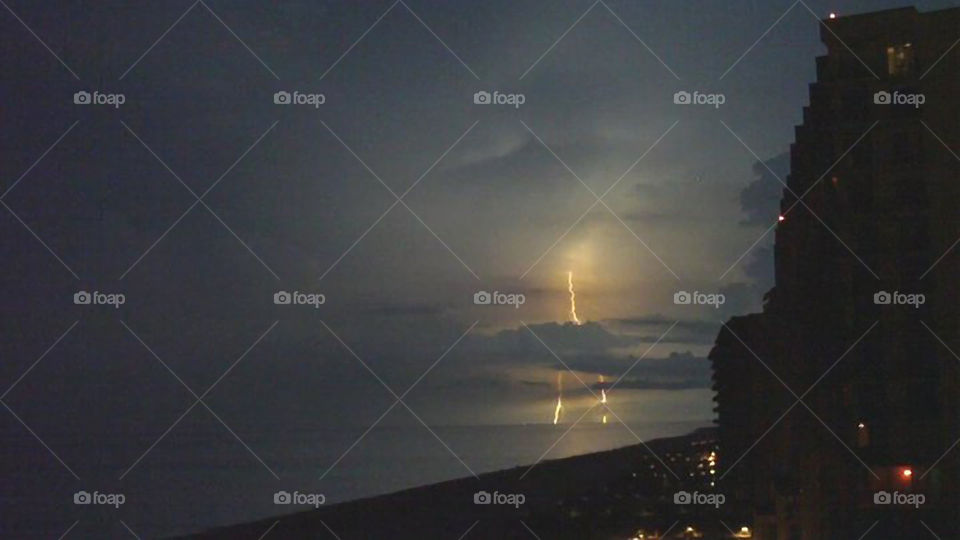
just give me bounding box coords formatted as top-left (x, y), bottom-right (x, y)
top-left (553, 371), bottom-right (563, 425)
top-left (567, 271), bottom-right (581, 325)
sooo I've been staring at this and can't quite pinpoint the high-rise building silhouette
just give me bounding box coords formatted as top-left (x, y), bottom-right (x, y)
top-left (710, 7), bottom-right (960, 539)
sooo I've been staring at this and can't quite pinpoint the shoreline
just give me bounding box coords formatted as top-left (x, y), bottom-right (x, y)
top-left (177, 426), bottom-right (724, 539)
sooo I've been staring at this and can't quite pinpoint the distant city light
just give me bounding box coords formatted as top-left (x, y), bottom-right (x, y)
top-left (857, 422), bottom-right (865, 429)
top-left (829, 12), bottom-right (837, 19)
top-left (778, 215), bottom-right (786, 222)
top-left (902, 467), bottom-right (913, 478)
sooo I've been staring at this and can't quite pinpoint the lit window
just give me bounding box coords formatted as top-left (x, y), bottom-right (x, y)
top-left (856, 421), bottom-right (869, 447)
top-left (887, 44), bottom-right (914, 76)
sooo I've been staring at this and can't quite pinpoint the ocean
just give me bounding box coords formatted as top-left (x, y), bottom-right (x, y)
top-left (3, 420), bottom-right (709, 538)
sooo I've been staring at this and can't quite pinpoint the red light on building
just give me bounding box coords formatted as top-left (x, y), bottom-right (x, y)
top-left (901, 467), bottom-right (913, 478)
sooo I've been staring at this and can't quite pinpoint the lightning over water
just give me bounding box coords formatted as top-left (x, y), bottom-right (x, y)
top-left (568, 271), bottom-right (581, 325)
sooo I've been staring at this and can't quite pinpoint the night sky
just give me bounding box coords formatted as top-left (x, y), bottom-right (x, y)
top-left (3, 0), bottom-right (958, 519)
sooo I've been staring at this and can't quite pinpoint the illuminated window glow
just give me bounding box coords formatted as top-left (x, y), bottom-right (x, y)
top-left (887, 44), bottom-right (915, 76)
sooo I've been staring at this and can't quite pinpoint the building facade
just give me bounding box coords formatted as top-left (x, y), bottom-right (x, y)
top-left (710, 7), bottom-right (960, 539)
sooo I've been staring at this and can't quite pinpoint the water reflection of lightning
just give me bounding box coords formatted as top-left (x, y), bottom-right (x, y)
top-left (599, 374), bottom-right (608, 424)
top-left (553, 372), bottom-right (563, 425)
top-left (567, 271), bottom-right (581, 325)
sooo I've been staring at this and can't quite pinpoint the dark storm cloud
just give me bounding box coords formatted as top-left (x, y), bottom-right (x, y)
top-left (575, 351), bottom-right (710, 390)
top-left (618, 209), bottom-right (717, 225)
top-left (460, 351), bottom-right (710, 392)
top-left (717, 281), bottom-right (765, 319)
top-left (739, 152), bottom-right (789, 226)
top-left (606, 315), bottom-right (721, 345)
top-left (447, 321), bottom-right (711, 392)
top-left (597, 378), bottom-right (707, 391)
top-left (351, 301), bottom-right (451, 318)
top-left (444, 132), bottom-right (654, 189)
top-left (471, 321), bottom-right (633, 358)
top-left (714, 152), bottom-right (789, 314)
top-left (12, 0), bottom-right (948, 437)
